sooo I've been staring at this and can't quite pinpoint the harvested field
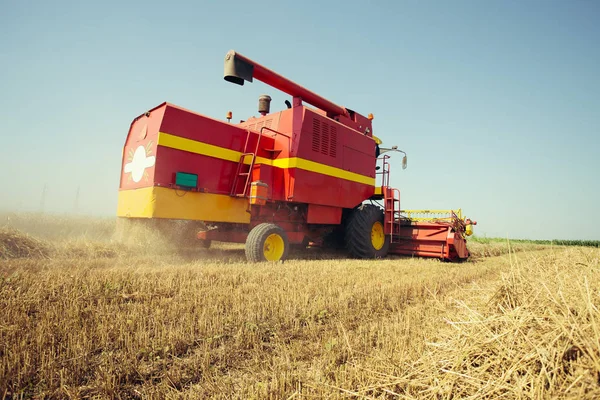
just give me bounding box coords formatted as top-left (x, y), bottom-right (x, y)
top-left (1, 217), bottom-right (599, 399)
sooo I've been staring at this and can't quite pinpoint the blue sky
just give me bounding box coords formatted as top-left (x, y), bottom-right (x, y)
top-left (1, 0), bottom-right (598, 240)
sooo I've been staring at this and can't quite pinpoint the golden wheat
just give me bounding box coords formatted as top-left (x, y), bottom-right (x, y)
top-left (1, 218), bottom-right (597, 399)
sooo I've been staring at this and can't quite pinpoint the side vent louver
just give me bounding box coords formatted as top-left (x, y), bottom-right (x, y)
top-left (321, 124), bottom-right (329, 155)
top-left (243, 119), bottom-right (272, 133)
top-left (330, 127), bottom-right (337, 157)
top-left (312, 118), bottom-right (321, 152)
top-left (312, 117), bottom-right (338, 158)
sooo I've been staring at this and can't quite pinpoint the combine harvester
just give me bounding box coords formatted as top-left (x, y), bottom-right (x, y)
top-left (117, 50), bottom-right (476, 262)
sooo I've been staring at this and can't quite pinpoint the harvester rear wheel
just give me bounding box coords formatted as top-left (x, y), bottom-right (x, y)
top-left (345, 204), bottom-right (390, 259)
top-left (245, 223), bottom-right (289, 262)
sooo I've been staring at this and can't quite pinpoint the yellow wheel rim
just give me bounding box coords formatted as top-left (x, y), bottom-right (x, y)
top-left (371, 221), bottom-right (385, 250)
top-left (263, 233), bottom-right (285, 261)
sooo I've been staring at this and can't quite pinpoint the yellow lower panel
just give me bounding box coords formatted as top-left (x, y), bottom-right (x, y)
top-left (117, 186), bottom-right (250, 224)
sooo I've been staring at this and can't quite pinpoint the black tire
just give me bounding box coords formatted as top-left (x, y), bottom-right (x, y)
top-left (245, 223), bottom-right (290, 262)
top-left (345, 204), bottom-right (390, 259)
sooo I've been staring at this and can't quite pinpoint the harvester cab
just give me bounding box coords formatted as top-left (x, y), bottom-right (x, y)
top-left (117, 49), bottom-right (476, 262)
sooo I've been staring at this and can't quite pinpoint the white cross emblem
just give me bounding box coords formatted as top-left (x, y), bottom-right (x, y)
top-left (124, 145), bottom-right (156, 183)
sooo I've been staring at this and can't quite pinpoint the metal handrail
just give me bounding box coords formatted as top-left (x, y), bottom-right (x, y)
top-left (260, 126), bottom-right (292, 154)
top-left (376, 155), bottom-right (391, 188)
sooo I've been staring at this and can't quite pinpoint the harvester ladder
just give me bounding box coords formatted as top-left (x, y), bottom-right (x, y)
top-left (383, 186), bottom-right (401, 243)
top-left (376, 155), bottom-right (391, 188)
top-left (230, 129), bottom-right (263, 197)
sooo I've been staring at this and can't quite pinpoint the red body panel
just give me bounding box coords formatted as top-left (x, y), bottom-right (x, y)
top-left (160, 104), bottom-right (275, 160)
top-left (307, 204), bottom-right (342, 224)
top-left (288, 169), bottom-right (373, 208)
top-left (155, 148), bottom-right (236, 194)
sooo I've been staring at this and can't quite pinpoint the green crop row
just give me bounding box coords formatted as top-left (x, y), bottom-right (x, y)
top-left (471, 236), bottom-right (600, 248)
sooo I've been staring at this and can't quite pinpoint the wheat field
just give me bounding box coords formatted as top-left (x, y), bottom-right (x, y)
top-left (1, 214), bottom-right (599, 399)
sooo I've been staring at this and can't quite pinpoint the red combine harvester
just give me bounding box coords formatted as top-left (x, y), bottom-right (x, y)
top-left (117, 50), bottom-right (476, 262)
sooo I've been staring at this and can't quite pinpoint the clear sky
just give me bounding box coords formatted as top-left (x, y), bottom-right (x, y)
top-left (1, 0), bottom-right (598, 240)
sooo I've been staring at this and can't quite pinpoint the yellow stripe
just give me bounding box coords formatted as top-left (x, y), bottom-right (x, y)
top-left (157, 132), bottom-right (375, 186)
top-left (271, 158), bottom-right (375, 186)
top-left (117, 186), bottom-right (250, 223)
top-left (157, 132), bottom-right (272, 165)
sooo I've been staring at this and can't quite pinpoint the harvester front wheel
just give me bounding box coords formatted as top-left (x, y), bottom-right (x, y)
top-left (345, 204), bottom-right (390, 258)
top-left (245, 223), bottom-right (289, 262)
